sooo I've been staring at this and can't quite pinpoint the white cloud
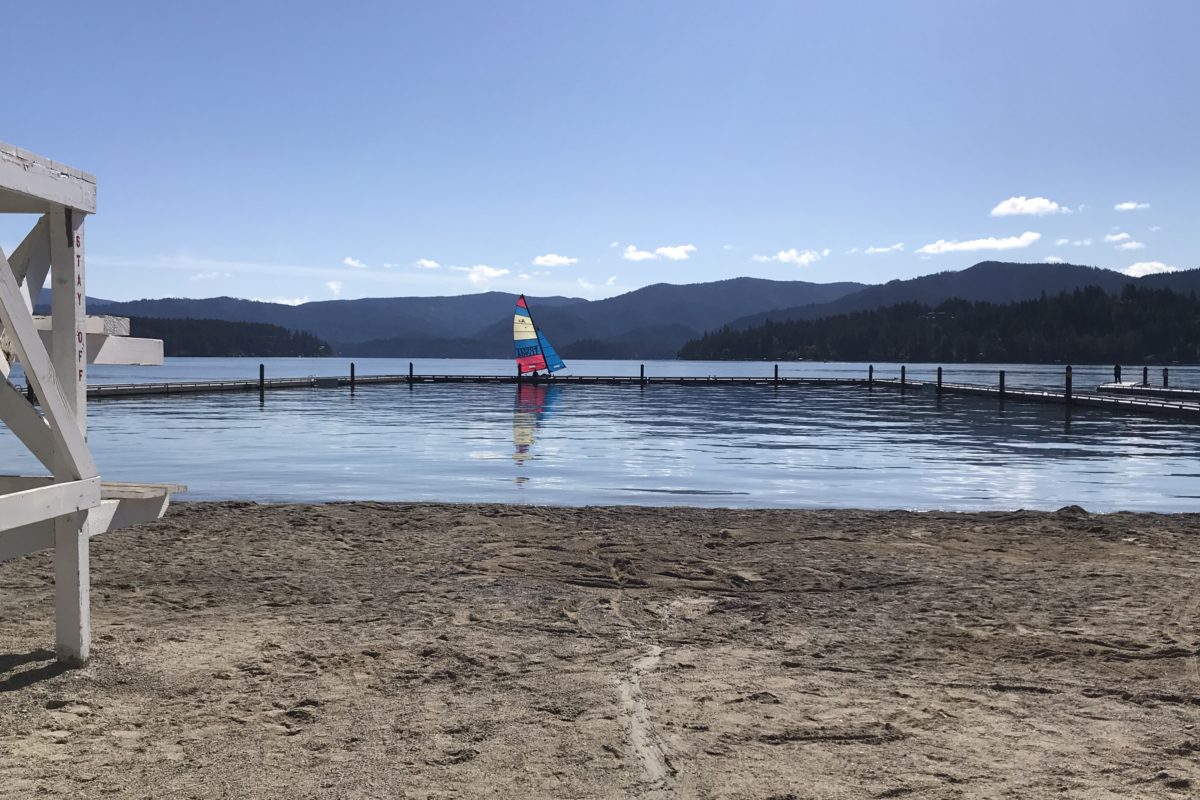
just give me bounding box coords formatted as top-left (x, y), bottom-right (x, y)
top-left (518, 272), bottom-right (532, 280)
top-left (577, 278), bottom-right (596, 290)
top-left (1115, 201), bottom-right (1150, 211)
top-left (722, 244), bottom-right (733, 251)
top-left (753, 248), bottom-right (824, 267)
top-left (916, 231), bottom-right (1041, 255)
top-left (622, 243), bottom-right (696, 262)
top-left (1150, 225), bottom-right (1162, 232)
top-left (532, 253), bottom-right (578, 267)
top-left (456, 264), bottom-right (510, 284)
top-left (991, 196), bottom-right (1070, 216)
top-left (622, 245), bottom-right (657, 262)
top-left (415, 258), bottom-right (440, 269)
top-left (654, 244), bottom-right (696, 261)
top-left (605, 275), bottom-right (617, 286)
top-left (381, 262), bottom-right (397, 269)
top-left (343, 257), bottom-right (367, 268)
top-left (188, 271), bottom-right (231, 281)
top-left (1116, 240), bottom-right (1145, 250)
top-left (254, 296), bottom-right (309, 306)
top-left (1105, 232), bottom-right (1131, 243)
top-left (325, 281), bottom-right (343, 296)
top-left (1123, 261), bottom-right (1178, 277)
top-left (864, 242), bottom-right (904, 255)
top-left (609, 241), bottom-right (619, 248)
top-left (846, 247), bottom-right (860, 254)
top-left (1044, 256), bottom-right (1065, 264)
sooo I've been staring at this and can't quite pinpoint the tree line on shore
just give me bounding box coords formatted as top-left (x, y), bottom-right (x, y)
top-left (129, 317), bottom-right (332, 357)
top-left (677, 286), bottom-right (1200, 364)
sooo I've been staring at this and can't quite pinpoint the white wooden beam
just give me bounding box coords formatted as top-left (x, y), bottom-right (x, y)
top-left (0, 482), bottom-right (183, 563)
top-left (0, 380), bottom-right (55, 472)
top-left (0, 248), bottom-right (96, 480)
top-left (49, 206), bottom-right (86, 428)
top-left (56, 510), bottom-right (90, 665)
top-left (86, 334), bottom-right (163, 365)
top-left (0, 477), bottom-right (100, 533)
top-left (0, 143), bottom-right (96, 214)
top-left (6, 215), bottom-right (51, 310)
top-left (34, 315), bottom-right (130, 336)
top-left (33, 330), bottom-right (164, 365)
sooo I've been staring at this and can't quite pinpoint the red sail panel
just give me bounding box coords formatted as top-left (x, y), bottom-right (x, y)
top-left (517, 353), bottom-right (547, 373)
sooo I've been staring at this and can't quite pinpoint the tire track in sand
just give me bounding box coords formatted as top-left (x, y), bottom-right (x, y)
top-left (617, 644), bottom-right (676, 798)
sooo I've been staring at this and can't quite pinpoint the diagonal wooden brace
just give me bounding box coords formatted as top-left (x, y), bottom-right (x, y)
top-left (0, 248), bottom-right (95, 480)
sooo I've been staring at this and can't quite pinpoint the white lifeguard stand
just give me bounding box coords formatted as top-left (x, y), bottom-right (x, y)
top-left (0, 143), bottom-right (181, 666)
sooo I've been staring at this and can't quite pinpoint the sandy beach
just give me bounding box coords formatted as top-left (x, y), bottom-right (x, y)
top-left (1, 502), bottom-right (1198, 798)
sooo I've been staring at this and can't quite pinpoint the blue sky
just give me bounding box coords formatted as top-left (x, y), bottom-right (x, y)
top-left (1, 1), bottom-right (1196, 303)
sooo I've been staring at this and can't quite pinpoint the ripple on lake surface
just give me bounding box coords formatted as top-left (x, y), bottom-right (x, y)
top-left (2, 361), bottom-right (1197, 511)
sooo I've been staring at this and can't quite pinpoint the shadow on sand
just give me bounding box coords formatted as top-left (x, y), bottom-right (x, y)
top-left (0, 648), bottom-right (67, 691)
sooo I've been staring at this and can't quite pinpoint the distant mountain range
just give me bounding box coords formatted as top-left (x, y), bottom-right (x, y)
top-left (43, 261), bottom-right (1200, 359)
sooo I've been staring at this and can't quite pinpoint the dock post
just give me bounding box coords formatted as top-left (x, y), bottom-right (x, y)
top-left (900, 365), bottom-right (906, 391)
top-left (1114, 364), bottom-right (1122, 383)
top-left (350, 362), bottom-right (356, 392)
top-left (1164, 367), bottom-right (1169, 388)
top-left (774, 363), bottom-right (779, 388)
top-left (1065, 365), bottom-right (1073, 405)
top-left (640, 363), bottom-right (645, 387)
top-left (408, 362), bottom-right (414, 385)
top-left (999, 370), bottom-right (1006, 399)
top-left (936, 366), bottom-right (942, 393)
top-left (1142, 366), bottom-right (1148, 387)
top-left (258, 363), bottom-right (265, 399)
top-left (868, 364), bottom-right (874, 388)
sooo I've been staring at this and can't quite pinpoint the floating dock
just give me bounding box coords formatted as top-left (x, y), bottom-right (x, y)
top-left (936, 381), bottom-right (1200, 418)
top-left (75, 373), bottom-right (918, 399)
top-left (1096, 382), bottom-right (1200, 402)
top-left (17, 365), bottom-right (1200, 420)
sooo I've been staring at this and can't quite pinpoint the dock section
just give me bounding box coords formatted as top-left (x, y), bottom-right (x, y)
top-left (936, 381), bottom-right (1200, 418)
top-left (21, 363), bottom-right (1200, 420)
top-left (74, 373), bottom-right (921, 399)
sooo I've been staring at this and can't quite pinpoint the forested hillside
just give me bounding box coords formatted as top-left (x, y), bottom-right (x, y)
top-left (680, 286), bottom-right (1200, 364)
top-left (129, 317), bottom-right (332, 357)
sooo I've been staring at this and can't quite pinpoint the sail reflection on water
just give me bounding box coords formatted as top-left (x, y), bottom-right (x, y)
top-left (512, 383), bottom-right (560, 483)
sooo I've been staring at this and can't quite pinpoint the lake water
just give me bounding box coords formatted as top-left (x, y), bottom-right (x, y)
top-left (3, 358), bottom-right (1199, 511)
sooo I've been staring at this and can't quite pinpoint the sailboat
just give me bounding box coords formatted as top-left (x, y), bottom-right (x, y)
top-left (513, 294), bottom-right (566, 375)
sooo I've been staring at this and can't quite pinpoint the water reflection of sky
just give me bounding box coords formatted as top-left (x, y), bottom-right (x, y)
top-left (2, 365), bottom-right (1197, 511)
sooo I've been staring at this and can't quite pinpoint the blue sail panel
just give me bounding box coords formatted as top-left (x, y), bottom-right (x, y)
top-left (536, 328), bottom-right (566, 373)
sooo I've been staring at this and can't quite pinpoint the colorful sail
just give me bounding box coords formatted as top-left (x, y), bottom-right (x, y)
top-left (536, 328), bottom-right (566, 373)
top-left (513, 295), bottom-right (566, 374)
